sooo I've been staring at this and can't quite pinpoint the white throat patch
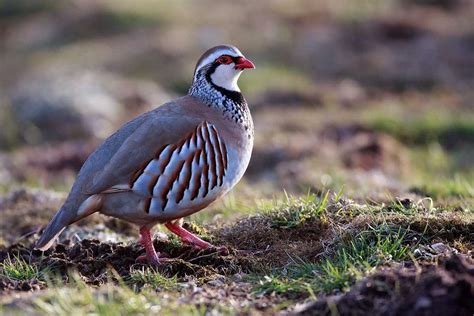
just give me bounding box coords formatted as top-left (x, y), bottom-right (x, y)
top-left (210, 64), bottom-right (242, 92)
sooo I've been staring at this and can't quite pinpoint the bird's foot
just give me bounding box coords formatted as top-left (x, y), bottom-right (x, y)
top-left (164, 222), bottom-right (229, 254)
top-left (138, 226), bottom-right (165, 266)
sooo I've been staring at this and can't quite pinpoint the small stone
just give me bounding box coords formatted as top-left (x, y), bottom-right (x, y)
top-left (431, 242), bottom-right (449, 254)
top-left (19, 282), bottom-right (32, 291)
top-left (414, 296), bottom-right (431, 309)
top-left (208, 277), bottom-right (225, 287)
top-left (397, 198), bottom-right (413, 208)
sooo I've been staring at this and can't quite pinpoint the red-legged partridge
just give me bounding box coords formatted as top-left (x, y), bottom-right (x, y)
top-left (36, 45), bottom-right (255, 265)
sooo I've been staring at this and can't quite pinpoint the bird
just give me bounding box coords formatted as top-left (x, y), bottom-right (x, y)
top-left (36, 45), bottom-right (255, 265)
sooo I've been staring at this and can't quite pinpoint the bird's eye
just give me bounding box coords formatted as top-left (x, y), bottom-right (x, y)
top-left (217, 56), bottom-right (232, 64)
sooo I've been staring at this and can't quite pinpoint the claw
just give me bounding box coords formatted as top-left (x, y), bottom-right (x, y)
top-left (135, 253), bottom-right (170, 265)
top-left (135, 254), bottom-right (160, 266)
top-left (213, 245), bottom-right (230, 256)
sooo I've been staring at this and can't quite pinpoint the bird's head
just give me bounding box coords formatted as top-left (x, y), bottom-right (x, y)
top-left (192, 45), bottom-right (255, 93)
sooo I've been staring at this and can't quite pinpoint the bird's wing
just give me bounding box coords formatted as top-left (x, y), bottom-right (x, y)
top-left (126, 120), bottom-right (228, 214)
top-left (86, 109), bottom-right (199, 194)
top-left (86, 101), bottom-right (228, 203)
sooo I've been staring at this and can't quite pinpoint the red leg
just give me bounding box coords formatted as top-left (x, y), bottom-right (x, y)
top-left (137, 226), bottom-right (161, 265)
top-left (164, 222), bottom-right (212, 249)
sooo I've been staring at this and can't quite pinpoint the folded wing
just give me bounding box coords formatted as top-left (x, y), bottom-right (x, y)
top-left (96, 120), bottom-right (228, 215)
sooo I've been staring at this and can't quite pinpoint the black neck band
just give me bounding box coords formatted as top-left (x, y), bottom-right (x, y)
top-left (205, 63), bottom-right (246, 105)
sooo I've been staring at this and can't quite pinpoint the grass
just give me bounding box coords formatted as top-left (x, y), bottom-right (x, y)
top-left (254, 224), bottom-right (417, 296)
top-left (162, 232), bottom-right (185, 253)
top-left (262, 191), bottom-right (330, 228)
top-left (368, 112), bottom-right (474, 146)
top-left (408, 145), bottom-right (474, 199)
top-left (248, 191), bottom-right (473, 299)
top-left (327, 0), bottom-right (396, 23)
top-left (1, 272), bottom-right (235, 315)
top-left (259, 189), bottom-right (434, 227)
top-left (127, 267), bottom-right (179, 291)
top-left (183, 222), bottom-right (214, 242)
top-left (362, 107), bottom-right (474, 199)
top-left (101, 0), bottom-right (186, 25)
top-left (1, 192), bottom-right (472, 315)
top-left (413, 175), bottom-right (474, 200)
top-left (0, 254), bottom-right (50, 282)
top-left (30, 274), bottom-right (207, 316)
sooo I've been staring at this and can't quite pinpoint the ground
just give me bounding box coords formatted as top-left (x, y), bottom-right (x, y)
top-left (0, 0), bottom-right (473, 315)
top-left (0, 189), bottom-right (472, 315)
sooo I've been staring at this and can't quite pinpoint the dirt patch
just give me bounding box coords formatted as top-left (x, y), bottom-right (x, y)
top-left (216, 215), bottom-right (329, 267)
top-left (19, 141), bottom-right (96, 174)
top-left (0, 188), bottom-right (64, 245)
top-left (0, 141), bottom-right (97, 188)
top-left (321, 124), bottom-right (407, 174)
top-left (0, 237), bottom-right (256, 292)
top-left (391, 214), bottom-right (474, 248)
top-left (1, 211), bottom-right (330, 292)
top-left (296, 254), bottom-right (474, 316)
top-left (176, 279), bottom-right (281, 311)
top-left (0, 188), bottom-right (143, 246)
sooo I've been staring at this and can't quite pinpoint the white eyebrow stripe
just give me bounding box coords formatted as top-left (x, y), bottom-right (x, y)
top-left (194, 47), bottom-right (243, 75)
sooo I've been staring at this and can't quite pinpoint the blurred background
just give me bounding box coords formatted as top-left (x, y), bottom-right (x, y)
top-left (0, 0), bottom-right (473, 223)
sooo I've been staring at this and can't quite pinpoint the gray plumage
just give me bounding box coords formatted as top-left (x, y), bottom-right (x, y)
top-left (36, 45), bottom-right (254, 252)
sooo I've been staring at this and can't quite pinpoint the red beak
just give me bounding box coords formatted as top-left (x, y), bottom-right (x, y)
top-left (235, 57), bottom-right (256, 70)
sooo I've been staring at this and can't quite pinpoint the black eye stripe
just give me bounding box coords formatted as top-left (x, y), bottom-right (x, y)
top-left (215, 55), bottom-right (239, 64)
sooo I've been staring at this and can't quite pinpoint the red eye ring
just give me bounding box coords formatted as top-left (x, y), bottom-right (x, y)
top-left (217, 55), bottom-right (232, 64)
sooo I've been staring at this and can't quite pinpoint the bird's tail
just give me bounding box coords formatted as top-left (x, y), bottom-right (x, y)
top-left (35, 195), bottom-right (102, 251)
top-left (35, 207), bottom-right (71, 251)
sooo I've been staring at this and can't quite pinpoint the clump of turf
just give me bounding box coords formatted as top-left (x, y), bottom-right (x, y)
top-left (127, 267), bottom-right (179, 291)
top-left (297, 254), bottom-right (474, 316)
top-left (0, 255), bottom-right (46, 282)
top-left (217, 193), bottom-right (331, 267)
top-left (253, 224), bottom-right (417, 297)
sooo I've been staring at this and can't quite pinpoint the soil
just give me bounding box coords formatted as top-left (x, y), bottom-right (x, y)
top-left (296, 254), bottom-right (474, 316)
top-left (217, 215), bottom-right (330, 267)
top-left (0, 212), bottom-right (331, 292)
top-left (0, 237), bottom-right (255, 292)
top-left (0, 196), bottom-right (472, 314)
